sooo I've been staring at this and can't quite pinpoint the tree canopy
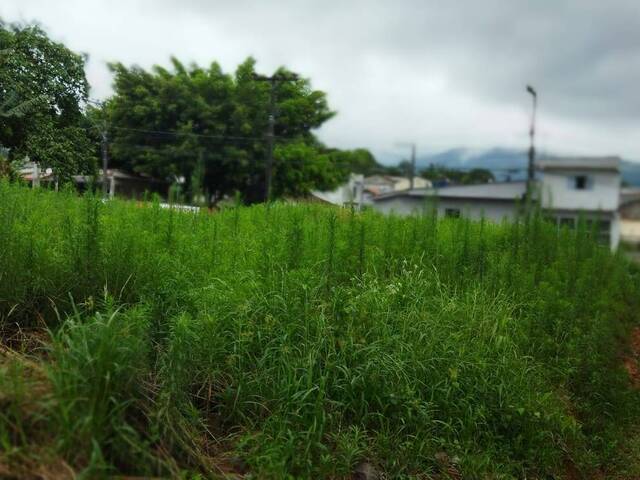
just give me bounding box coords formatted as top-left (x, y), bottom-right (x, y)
top-left (1, 21), bottom-right (379, 200)
top-left (105, 57), bottom-right (349, 203)
top-left (421, 164), bottom-right (495, 185)
top-left (0, 21), bottom-right (96, 179)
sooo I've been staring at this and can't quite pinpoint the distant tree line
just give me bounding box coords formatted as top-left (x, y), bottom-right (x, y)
top-left (420, 164), bottom-right (494, 185)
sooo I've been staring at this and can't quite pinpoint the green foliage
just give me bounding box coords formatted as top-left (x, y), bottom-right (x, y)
top-left (0, 182), bottom-right (639, 478)
top-left (48, 303), bottom-right (156, 474)
top-left (273, 141), bottom-right (345, 197)
top-left (0, 21), bottom-right (96, 178)
top-left (0, 147), bottom-right (22, 181)
top-left (327, 148), bottom-right (384, 176)
top-left (421, 164), bottom-right (495, 185)
top-left (105, 57), bottom-right (341, 203)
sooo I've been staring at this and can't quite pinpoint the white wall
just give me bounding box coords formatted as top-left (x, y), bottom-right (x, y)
top-left (621, 220), bottom-right (640, 245)
top-left (436, 199), bottom-right (517, 222)
top-left (611, 212), bottom-right (621, 250)
top-left (540, 170), bottom-right (620, 211)
top-left (372, 196), bottom-right (424, 216)
top-left (372, 196), bottom-right (518, 222)
top-left (312, 174), bottom-right (364, 209)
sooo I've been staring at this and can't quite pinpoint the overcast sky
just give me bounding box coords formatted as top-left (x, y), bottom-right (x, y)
top-left (2, 0), bottom-right (639, 162)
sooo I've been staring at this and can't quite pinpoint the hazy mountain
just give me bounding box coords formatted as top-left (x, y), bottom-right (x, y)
top-left (621, 161), bottom-right (640, 186)
top-left (410, 148), bottom-right (640, 185)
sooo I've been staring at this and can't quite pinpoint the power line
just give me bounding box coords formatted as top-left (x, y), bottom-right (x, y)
top-left (109, 126), bottom-right (268, 143)
top-left (80, 124), bottom-right (293, 144)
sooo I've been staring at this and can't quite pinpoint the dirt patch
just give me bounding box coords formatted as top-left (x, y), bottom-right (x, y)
top-left (623, 327), bottom-right (640, 388)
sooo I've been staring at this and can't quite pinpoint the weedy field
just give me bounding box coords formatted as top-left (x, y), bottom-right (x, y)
top-left (1, 181), bottom-right (640, 479)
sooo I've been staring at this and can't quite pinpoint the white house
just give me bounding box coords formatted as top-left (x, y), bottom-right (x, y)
top-left (311, 173), bottom-right (365, 209)
top-left (537, 156), bottom-right (620, 248)
top-left (372, 156), bottom-right (622, 250)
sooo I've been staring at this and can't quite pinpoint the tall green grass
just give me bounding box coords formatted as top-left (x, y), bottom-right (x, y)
top-left (1, 181), bottom-right (639, 478)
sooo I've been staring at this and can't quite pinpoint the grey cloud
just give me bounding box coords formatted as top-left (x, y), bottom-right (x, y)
top-left (2, 0), bottom-right (639, 158)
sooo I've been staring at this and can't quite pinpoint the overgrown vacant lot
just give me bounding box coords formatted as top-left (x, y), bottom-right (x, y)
top-left (1, 182), bottom-right (640, 479)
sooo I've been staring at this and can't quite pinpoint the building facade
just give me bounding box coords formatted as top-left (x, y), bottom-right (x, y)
top-left (372, 156), bottom-right (622, 250)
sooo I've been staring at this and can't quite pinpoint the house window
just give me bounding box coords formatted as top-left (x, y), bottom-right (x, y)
top-left (445, 208), bottom-right (461, 218)
top-left (574, 175), bottom-right (589, 190)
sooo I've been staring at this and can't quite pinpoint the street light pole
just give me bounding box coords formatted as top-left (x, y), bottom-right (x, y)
top-left (101, 125), bottom-right (109, 198)
top-left (526, 85), bottom-right (537, 205)
top-left (252, 72), bottom-right (299, 202)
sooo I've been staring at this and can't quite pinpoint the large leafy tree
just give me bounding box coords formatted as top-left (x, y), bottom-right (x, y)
top-left (327, 148), bottom-right (385, 176)
top-left (0, 21), bottom-right (96, 179)
top-left (106, 57), bottom-right (343, 203)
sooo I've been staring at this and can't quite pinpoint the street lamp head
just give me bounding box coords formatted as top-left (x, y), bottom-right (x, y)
top-left (526, 85), bottom-right (537, 97)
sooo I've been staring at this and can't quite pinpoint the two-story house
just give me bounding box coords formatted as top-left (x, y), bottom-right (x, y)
top-left (536, 156), bottom-right (620, 248)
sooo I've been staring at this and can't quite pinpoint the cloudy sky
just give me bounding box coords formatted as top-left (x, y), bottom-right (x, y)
top-left (2, 0), bottom-right (639, 162)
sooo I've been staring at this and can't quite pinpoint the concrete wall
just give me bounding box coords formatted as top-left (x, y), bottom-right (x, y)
top-left (372, 196), bottom-right (425, 216)
top-left (612, 213), bottom-right (621, 250)
top-left (435, 199), bottom-right (517, 222)
top-left (540, 170), bottom-right (620, 211)
top-left (621, 220), bottom-right (640, 245)
top-left (620, 200), bottom-right (640, 220)
top-left (372, 196), bottom-right (518, 222)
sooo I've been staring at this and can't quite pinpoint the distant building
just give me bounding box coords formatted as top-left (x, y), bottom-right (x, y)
top-left (373, 181), bottom-right (526, 222)
top-left (620, 188), bottom-right (640, 221)
top-left (620, 187), bottom-right (640, 246)
top-left (310, 174), bottom-right (432, 210)
top-left (20, 164), bottom-right (168, 199)
top-left (537, 156), bottom-right (620, 247)
top-left (75, 169), bottom-right (168, 199)
top-left (311, 173), bottom-right (365, 209)
top-left (363, 175), bottom-right (431, 195)
top-left (372, 156), bottom-right (622, 250)
top-left (362, 175), bottom-right (432, 206)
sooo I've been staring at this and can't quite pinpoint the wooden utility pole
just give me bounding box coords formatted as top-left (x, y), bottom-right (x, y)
top-left (252, 72), bottom-right (299, 202)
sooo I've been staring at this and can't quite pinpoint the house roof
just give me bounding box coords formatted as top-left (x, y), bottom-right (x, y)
top-left (364, 175), bottom-right (424, 184)
top-left (373, 181), bottom-right (527, 202)
top-left (536, 156), bottom-right (620, 172)
top-left (73, 169), bottom-right (167, 184)
top-left (621, 188), bottom-right (640, 207)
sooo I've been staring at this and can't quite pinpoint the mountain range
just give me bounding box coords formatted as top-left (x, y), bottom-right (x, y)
top-left (400, 148), bottom-right (640, 186)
